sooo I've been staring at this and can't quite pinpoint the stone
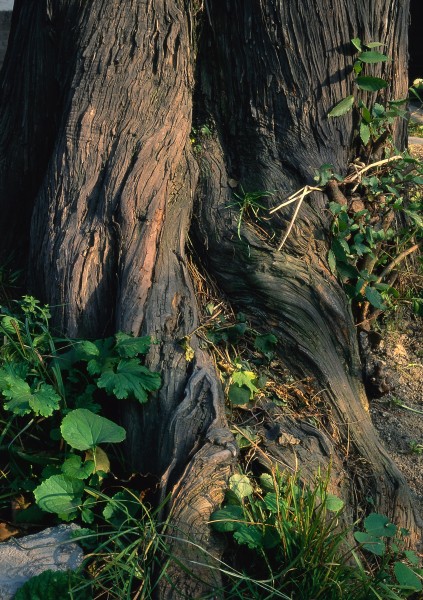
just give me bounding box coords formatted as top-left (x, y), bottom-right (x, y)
top-left (0, 524), bottom-right (84, 599)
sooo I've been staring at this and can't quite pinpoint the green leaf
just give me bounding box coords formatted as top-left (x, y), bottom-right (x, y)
top-left (86, 337), bottom-right (115, 375)
top-left (365, 286), bottom-right (386, 310)
top-left (61, 408), bottom-right (126, 451)
top-left (351, 38), bottom-right (362, 52)
top-left (328, 250), bottom-right (337, 275)
top-left (356, 76), bottom-right (388, 92)
top-left (364, 513), bottom-right (397, 537)
top-left (404, 550), bottom-right (420, 566)
top-left (62, 455), bottom-right (95, 480)
top-left (210, 505), bottom-right (244, 532)
top-left (325, 494), bottom-right (344, 512)
top-left (234, 524), bottom-right (263, 549)
top-left (264, 492), bottom-right (279, 513)
top-left (254, 333), bottom-right (277, 358)
top-left (34, 474), bottom-right (84, 516)
top-left (103, 490), bottom-right (141, 527)
top-left (228, 384), bottom-right (251, 406)
top-left (359, 51), bottom-right (389, 63)
top-left (231, 370), bottom-right (259, 399)
top-left (364, 41), bottom-right (384, 48)
top-left (328, 95), bottom-right (354, 118)
top-left (0, 373), bottom-right (60, 417)
top-left (229, 474), bottom-right (254, 499)
top-left (115, 332), bottom-right (152, 357)
top-left (260, 473), bottom-right (275, 492)
top-left (354, 532), bottom-right (386, 556)
top-left (360, 122), bottom-right (371, 146)
top-left (14, 570), bottom-right (91, 600)
top-left (394, 562), bottom-right (422, 591)
top-left (360, 104), bottom-right (372, 123)
top-left (97, 359), bottom-right (161, 403)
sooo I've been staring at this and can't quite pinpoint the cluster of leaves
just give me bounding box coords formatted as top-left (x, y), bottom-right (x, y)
top-left (0, 296), bottom-right (161, 523)
top-left (326, 157), bottom-right (422, 316)
top-left (354, 513), bottom-right (422, 597)
top-left (227, 186), bottom-right (274, 240)
top-left (210, 469), bottom-right (422, 599)
top-left (205, 309), bottom-right (278, 406)
top-left (328, 38), bottom-right (408, 149)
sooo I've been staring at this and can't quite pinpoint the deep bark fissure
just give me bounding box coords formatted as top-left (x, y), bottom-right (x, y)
top-left (0, 0), bottom-right (420, 597)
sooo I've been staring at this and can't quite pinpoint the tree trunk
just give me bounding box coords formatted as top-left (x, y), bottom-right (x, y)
top-left (0, 0), bottom-right (420, 597)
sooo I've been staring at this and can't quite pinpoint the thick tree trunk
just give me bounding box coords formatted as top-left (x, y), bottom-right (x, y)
top-left (0, 0), bottom-right (420, 596)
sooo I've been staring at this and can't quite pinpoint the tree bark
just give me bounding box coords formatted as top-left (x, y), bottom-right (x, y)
top-left (0, 0), bottom-right (420, 597)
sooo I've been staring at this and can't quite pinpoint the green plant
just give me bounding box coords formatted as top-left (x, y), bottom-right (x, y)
top-left (228, 186), bottom-right (273, 240)
top-left (408, 440), bottom-right (423, 455)
top-left (209, 468), bottom-right (422, 599)
top-left (0, 296), bottom-right (161, 523)
top-left (354, 513), bottom-right (423, 597)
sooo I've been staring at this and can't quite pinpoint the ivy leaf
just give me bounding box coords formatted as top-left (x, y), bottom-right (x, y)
top-left (360, 122), bottom-right (371, 146)
top-left (359, 51), bottom-right (389, 63)
top-left (364, 513), bottom-right (397, 537)
top-left (325, 494), bottom-right (344, 512)
top-left (229, 474), bottom-right (254, 499)
top-left (97, 359), bottom-right (161, 403)
top-left (210, 505), bottom-right (244, 532)
top-left (351, 38), bottom-right (362, 52)
top-left (228, 384), bottom-right (251, 406)
top-left (62, 455), bottom-right (95, 480)
top-left (356, 76), bottom-right (388, 92)
top-left (354, 532), bottom-right (386, 556)
top-left (231, 371), bottom-right (259, 399)
top-left (61, 408), bottom-right (126, 451)
top-left (254, 333), bottom-right (278, 359)
top-left (328, 95), bottom-right (354, 118)
top-left (115, 332), bottom-right (152, 358)
top-left (394, 562), bottom-right (422, 591)
top-left (34, 474), bottom-right (84, 516)
top-left (365, 286), bottom-right (386, 310)
top-left (234, 524), bottom-right (263, 549)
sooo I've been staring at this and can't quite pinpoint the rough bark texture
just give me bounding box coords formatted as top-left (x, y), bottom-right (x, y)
top-left (0, 0), bottom-right (420, 597)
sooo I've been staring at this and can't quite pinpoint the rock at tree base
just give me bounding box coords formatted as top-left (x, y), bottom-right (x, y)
top-left (0, 524), bottom-right (83, 599)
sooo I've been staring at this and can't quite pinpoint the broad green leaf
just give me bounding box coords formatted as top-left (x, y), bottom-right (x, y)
top-left (360, 104), bottom-right (372, 123)
top-left (356, 76), bottom-right (388, 92)
top-left (354, 531), bottom-right (386, 556)
top-left (360, 123), bottom-right (371, 145)
top-left (234, 524), bottom-right (263, 549)
top-left (97, 359), bottom-right (161, 403)
top-left (404, 550), bottom-right (420, 566)
top-left (394, 562), bottom-right (422, 591)
top-left (231, 370), bottom-right (259, 398)
top-left (0, 316), bottom-right (20, 335)
top-left (228, 384), bottom-right (250, 405)
top-left (86, 338), bottom-right (115, 375)
top-left (62, 455), bottom-right (95, 480)
top-left (351, 38), bottom-right (362, 52)
top-left (325, 494), bottom-right (344, 512)
top-left (254, 333), bottom-right (278, 358)
top-left (1, 374), bottom-right (60, 417)
top-left (61, 408), bottom-right (126, 451)
top-left (364, 513), bottom-right (397, 537)
top-left (210, 505), bottom-right (244, 532)
top-left (115, 332), bottom-right (152, 358)
top-left (229, 474), bottom-right (254, 499)
top-left (359, 51), bottom-right (389, 63)
top-left (34, 474), bottom-right (84, 516)
top-left (365, 286), bottom-right (386, 310)
top-left (28, 385), bottom-right (61, 417)
top-left (328, 95), bottom-right (354, 118)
